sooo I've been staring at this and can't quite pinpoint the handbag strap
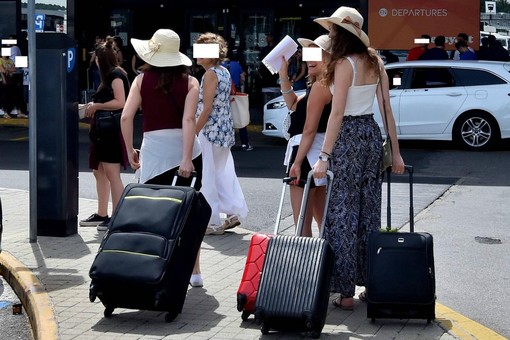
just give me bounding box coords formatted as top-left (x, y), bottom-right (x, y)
top-left (378, 66), bottom-right (392, 148)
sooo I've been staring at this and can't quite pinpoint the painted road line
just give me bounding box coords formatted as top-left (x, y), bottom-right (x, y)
top-left (436, 302), bottom-right (507, 340)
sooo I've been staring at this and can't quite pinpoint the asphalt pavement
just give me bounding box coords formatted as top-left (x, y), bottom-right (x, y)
top-left (0, 275), bottom-right (33, 339)
top-left (1, 115), bottom-right (509, 339)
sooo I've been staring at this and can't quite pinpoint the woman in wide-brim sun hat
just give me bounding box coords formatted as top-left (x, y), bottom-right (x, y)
top-left (311, 7), bottom-right (405, 311)
top-left (121, 28), bottom-right (205, 287)
top-left (131, 28), bottom-right (192, 67)
top-left (313, 6), bottom-right (370, 47)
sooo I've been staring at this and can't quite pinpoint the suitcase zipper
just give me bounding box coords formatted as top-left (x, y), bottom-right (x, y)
top-left (124, 196), bottom-right (183, 203)
top-left (101, 249), bottom-right (161, 258)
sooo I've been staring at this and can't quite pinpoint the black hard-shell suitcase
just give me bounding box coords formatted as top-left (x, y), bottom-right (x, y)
top-left (255, 171), bottom-right (334, 338)
top-left (236, 176), bottom-right (295, 321)
top-left (89, 178), bottom-right (211, 322)
top-left (367, 166), bottom-right (436, 323)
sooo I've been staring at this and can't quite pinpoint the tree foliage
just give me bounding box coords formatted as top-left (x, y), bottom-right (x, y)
top-left (21, 3), bottom-right (66, 11)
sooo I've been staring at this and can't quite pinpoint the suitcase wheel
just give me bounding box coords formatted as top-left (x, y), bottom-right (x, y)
top-left (371, 318), bottom-right (375, 323)
top-left (236, 293), bottom-right (247, 312)
top-left (427, 319), bottom-right (431, 324)
top-left (260, 322), bottom-right (270, 335)
top-left (104, 306), bottom-right (114, 318)
top-left (89, 287), bottom-right (97, 303)
top-left (311, 330), bottom-right (321, 339)
top-left (241, 310), bottom-right (251, 321)
top-left (165, 311), bottom-right (178, 323)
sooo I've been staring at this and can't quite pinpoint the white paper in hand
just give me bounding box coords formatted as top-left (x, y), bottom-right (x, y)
top-left (261, 35), bottom-right (298, 75)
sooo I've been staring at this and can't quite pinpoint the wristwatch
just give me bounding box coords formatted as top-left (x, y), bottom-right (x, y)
top-left (319, 154), bottom-right (330, 162)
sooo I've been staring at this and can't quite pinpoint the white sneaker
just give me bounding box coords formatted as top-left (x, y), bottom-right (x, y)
top-left (205, 224), bottom-right (225, 235)
top-left (190, 274), bottom-right (203, 287)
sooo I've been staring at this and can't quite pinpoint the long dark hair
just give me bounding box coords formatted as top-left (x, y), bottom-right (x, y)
top-left (322, 25), bottom-right (379, 86)
top-left (95, 36), bottom-right (127, 90)
top-left (144, 65), bottom-right (190, 94)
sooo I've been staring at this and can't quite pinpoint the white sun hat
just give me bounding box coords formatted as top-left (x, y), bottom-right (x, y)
top-left (314, 6), bottom-right (370, 47)
top-left (131, 29), bottom-right (192, 67)
top-left (297, 35), bottom-right (332, 52)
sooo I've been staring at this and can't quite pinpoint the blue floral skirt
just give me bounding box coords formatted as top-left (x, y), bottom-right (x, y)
top-left (325, 114), bottom-right (383, 297)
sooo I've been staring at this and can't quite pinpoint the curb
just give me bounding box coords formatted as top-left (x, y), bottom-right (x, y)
top-left (0, 251), bottom-right (58, 340)
top-left (436, 303), bottom-right (507, 340)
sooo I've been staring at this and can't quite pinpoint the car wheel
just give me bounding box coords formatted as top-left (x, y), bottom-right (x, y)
top-left (454, 111), bottom-right (500, 150)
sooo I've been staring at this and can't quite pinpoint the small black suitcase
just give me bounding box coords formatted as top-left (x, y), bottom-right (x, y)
top-left (255, 171), bottom-right (334, 338)
top-left (367, 166), bottom-right (436, 323)
top-left (89, 177), bottom-right (211, 322)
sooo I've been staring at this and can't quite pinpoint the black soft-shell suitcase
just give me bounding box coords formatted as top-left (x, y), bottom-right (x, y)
top-left (255, 171), bottom-right (334, 338)
top-left (367, 166), bottom-right (436, 323)
top-left (89, 179), bottom-right (211, 322)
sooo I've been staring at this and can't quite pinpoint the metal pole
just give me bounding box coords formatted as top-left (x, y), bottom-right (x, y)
top-left (28, 0), bottom-right (37, 243)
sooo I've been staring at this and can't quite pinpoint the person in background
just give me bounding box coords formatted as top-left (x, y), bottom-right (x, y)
top-left (406, 34), bottom-right (430, 61)
top-left (483, 35), bottom-right (510, 61)
top-left (112, 36), bottom-right (127, 71)
top-left (313, 6), bottom-right (404, 310)
top-left (451, 33), bottom-right (474, 60)
top-left (288, 48), bottom-right (308, 91)
top-left (478, 37), bottom-right (490, 60)
top-left (8, 35), bottom-right (27, 118)
top-left (194, 32), bottom-right (249, 236)
top-left (88, 35), bottom-right (105, 90)
top-left (222, 48), bottom-right (253, 151)
top-left (419, 35), bottom-right (449, 60)
top-left (455, 40), bottom-right (477, 60)
top-left (80, 36), bottom-right (130, 231)
top-left (18, 31), bottom-right (28, 57)
top-left (279, 34), bottom-right (332, 237)
top-left (121, 29), bottom-right (204, 287)
top-left (258, 32), bottom-right (279, 88)
top-left (0, 55), bottom-right (17, 118)
top-left (381, 50), bottom-right (399, 64)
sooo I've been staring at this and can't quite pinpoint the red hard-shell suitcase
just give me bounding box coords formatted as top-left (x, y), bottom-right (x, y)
top-left (236, 177), bottom-right (291, 320)
top-left (236, 233), bottom-right (273, 320)
top-left (254, 171), bottom-right (334, 338)
top-left (367, 166), bottom-right (436, 323)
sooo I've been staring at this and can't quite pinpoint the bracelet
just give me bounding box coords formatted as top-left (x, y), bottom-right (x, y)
top-left (320, 151), bottom-right (331, 157)
top-left (281, 86), bottom-right (294, 94)
top-left (279, 78), bottom-right (291, 83)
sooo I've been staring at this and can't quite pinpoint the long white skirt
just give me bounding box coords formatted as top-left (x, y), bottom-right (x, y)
top-left (198, 134), bottom-right (249, 225)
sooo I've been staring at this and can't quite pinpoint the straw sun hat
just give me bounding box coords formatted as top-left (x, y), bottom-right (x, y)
top-left (297, 35), bottom-right (332, 52)
top-left (314, 6), bottom-right (370, 47)
top-left (131, 29), bottom-right (192, 67)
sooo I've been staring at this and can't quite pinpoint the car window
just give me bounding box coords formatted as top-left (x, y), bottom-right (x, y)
top-left (386, 68), bottom-right (405, 90)
top-left (409, 67), bottom-right (455, 89)
top-left (452, 68), bottom-right (507, 86)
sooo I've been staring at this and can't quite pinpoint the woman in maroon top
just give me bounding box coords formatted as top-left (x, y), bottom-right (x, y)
top-left (121, 29), bottom-right (204, 287)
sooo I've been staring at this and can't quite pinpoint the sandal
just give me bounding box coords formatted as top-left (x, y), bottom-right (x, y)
top-left (222, 214), bottom-right (241, 230)
top-left (359, 291), bottom-right (367, 302)
top-left (332, 296), bottom-right (353, 311)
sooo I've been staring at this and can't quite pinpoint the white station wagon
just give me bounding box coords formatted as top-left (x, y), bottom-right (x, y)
top-left (263, 60), bottom-right (510, 150)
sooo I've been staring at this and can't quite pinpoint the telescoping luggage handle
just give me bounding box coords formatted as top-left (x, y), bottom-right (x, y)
top-left (273, 176), bottom-right (298, 234)
top-left (171, 171), bottom-right (198, 188)
top-left (385, 165), bottom-right (414, 232)
top-left (295, 170), bottom-right (334, 238)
